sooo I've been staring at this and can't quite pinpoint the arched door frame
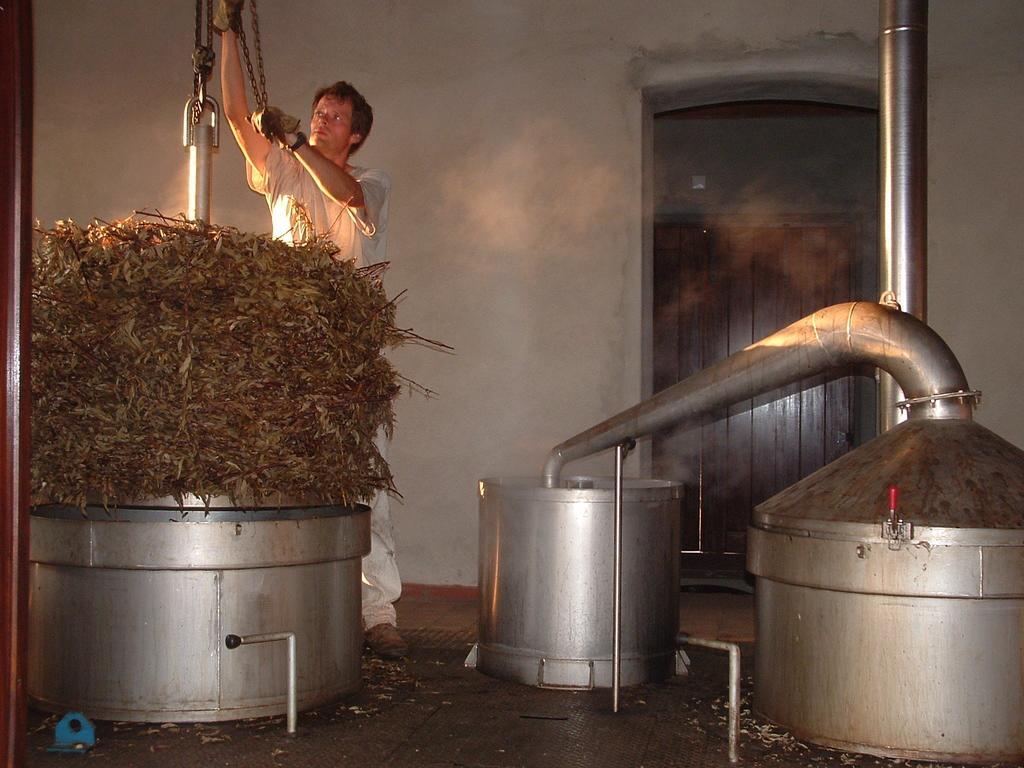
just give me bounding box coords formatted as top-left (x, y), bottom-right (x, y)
top-left (638, 75), bottom-right (877, 477)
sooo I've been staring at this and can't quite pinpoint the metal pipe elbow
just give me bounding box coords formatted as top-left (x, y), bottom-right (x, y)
top-left (542, 451), bottom-right (564, 488)
top-left (808, 302), bottom-right (974, 420)
top-left (542, 301), bottom-right (976, 486)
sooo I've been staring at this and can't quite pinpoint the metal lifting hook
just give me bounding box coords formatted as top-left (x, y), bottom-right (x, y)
top-left (184, 0), bottom-right (220, 222)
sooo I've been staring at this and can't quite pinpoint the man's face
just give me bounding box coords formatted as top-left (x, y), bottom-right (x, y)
top-left (309, 95), bottom-right (362, 156)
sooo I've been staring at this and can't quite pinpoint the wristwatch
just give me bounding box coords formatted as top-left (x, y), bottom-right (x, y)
top-left (288, 132), bottom-right (307, 152)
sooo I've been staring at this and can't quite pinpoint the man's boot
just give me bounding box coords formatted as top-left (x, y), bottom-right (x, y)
top-left (365, 623), bottom-right (409, 660)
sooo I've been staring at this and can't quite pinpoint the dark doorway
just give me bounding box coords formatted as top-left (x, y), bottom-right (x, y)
top-left (651, 101), bottom-right (878, 580)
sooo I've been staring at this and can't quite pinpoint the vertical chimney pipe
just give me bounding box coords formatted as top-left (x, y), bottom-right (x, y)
top-left (879, 0), bottom-right (928, 431)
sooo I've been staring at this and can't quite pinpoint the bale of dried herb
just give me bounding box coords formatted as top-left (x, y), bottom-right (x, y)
top-left (32, 215), bottom-right (409, 508)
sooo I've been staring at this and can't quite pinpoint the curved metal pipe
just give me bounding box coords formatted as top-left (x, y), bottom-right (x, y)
top-left (542, 302), bottom-right (975, 487)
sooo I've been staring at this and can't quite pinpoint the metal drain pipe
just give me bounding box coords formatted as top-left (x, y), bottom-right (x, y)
top-left (542, 301), bottom-right (976, 486)
top-left (878, 0), bottom-right (928, 431)
top-left (678, 634), bottom-right (741, 764)
top-left (612, 443), bottom-right (625, 713)
top-left (225, 631), bottom-right (298, 734)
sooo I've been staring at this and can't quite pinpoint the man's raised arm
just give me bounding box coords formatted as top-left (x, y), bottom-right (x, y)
top-left (219, 28), bottom-right (270, 176)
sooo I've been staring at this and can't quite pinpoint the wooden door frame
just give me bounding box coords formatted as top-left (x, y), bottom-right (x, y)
top-left (639, 84), bottom-right (878, 480)
top-left (1, 1), bottom-right (33, 765)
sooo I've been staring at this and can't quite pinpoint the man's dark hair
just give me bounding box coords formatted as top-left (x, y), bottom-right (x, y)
top-left (312, 82), bottom-right (373, 154)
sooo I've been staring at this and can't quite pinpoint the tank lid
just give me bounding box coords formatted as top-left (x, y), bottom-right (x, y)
top-left (478, 476), bottom-right (682, 503)
top-left (754, 419), bottom-right (1024, 530)
top-left (81, 490), bottom-right (331, 510)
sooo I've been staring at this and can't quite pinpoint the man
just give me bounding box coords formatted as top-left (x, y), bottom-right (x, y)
top-left (217, 12), bottom-right (407, 660)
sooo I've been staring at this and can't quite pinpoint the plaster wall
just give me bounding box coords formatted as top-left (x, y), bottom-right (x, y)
top-left (33, 1), bottom-right (1024, 586)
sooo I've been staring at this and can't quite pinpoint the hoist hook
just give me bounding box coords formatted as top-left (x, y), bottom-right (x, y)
top-left (184, 0), bottom-right (219, 222)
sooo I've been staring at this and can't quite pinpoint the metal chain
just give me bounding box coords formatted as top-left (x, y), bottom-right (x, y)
top-left (194, 0), bottom-right (202, 50)
top-left (206, 0), bottom-right (214, 50)
top-left (237, 26), bottom-right (263, 110)
top-left (191, 0), bottom-right (203, 123)
top-left (237, 0), bottom-right (268, 110)
top-left (251, 0), bottom-right (268, 108)
top-left (190, 0), bottom-right (216, 125)
top-left (188, 0), bottom-right (268, 120)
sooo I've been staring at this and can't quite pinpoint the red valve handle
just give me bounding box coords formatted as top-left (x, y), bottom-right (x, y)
top-left (888, 484), bottom-right (899, 512)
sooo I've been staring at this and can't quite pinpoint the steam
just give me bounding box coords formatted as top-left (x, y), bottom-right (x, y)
top-left (650, 110), bottom-right (876, 499)
top-left (437, 116), bottom-right (624, 264)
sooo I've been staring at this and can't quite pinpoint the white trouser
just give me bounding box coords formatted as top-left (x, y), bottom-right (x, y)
top-left (362, 430), bottom-right (402, 628)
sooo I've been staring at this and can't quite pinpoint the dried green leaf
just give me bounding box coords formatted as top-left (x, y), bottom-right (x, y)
top-left (30, 214), bottom-right (437, 508)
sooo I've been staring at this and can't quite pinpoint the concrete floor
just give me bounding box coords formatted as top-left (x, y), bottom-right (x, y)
top-left (24, 591), bottom-right (1013, 768)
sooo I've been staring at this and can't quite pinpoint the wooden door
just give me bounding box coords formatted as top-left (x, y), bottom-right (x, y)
top-left (653, 218), bottom-right (861, 576)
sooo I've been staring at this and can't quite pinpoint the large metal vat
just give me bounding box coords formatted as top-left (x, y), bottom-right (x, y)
top-left (29, 498), bottom-right (370, 722)
top-left (475, 477), bottom-right (681, 689)
top-left (748, 418), bottom-right (1024, 764)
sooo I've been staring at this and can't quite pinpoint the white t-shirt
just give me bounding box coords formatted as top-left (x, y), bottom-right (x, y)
top-left (247, 145), bottom-right (390, 267)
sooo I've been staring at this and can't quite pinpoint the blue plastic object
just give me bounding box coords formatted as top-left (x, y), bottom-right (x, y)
top-left (47, 711), bottom-right (96, 754)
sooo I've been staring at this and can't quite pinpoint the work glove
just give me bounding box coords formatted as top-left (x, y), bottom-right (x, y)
top-left (251, 107), bottom-right (302, 145)
top-left (213, 0), bottom-right (245, 33)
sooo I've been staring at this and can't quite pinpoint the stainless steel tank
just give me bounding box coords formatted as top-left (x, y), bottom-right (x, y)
top-left (29, 498), bottom-right (370, 722)
top-left (748, 418), bottom-right (1024, 764)
top-left (475, 477), bottom-right (681, 689)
